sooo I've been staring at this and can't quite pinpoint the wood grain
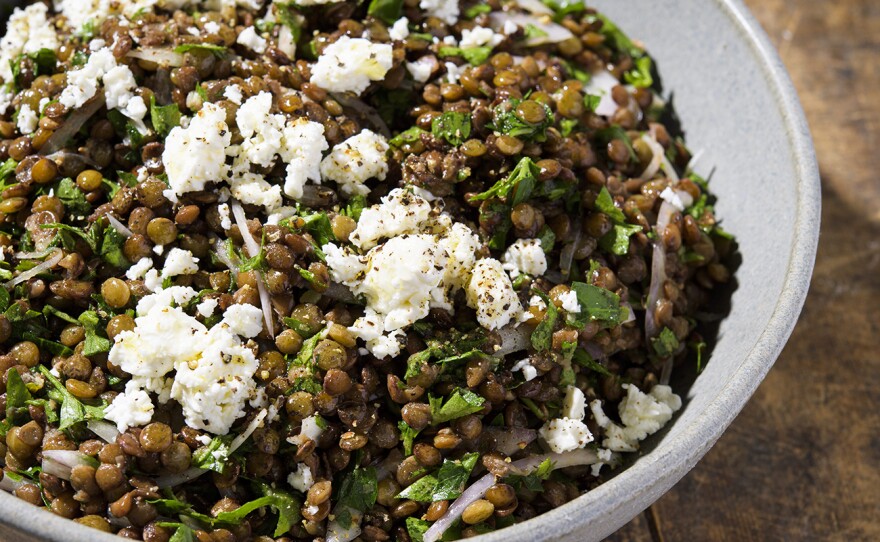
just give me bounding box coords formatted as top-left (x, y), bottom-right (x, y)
top-left (607, 0), bottom-right (880, 540)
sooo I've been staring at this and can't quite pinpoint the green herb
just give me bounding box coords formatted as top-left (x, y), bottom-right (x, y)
top-left (297, 266), bottom-right (327, 290)
top-left (0, 157), bottom-right (17, 182)
top-left (367, 0), bottom-right (403, 24)
top-left (156, 523), bottom-right (196, 542)
top-left (584, 93), bottom-right (601, 112)
top-left (214, 483), bottom-right (301, 537)
top-left (431, 452), bottom-right (479, 500)
top-left (591, 13), bottom-right (643, 58)
top-left (117, 170), bottom-right (139, 187)
top-left (282, 316), bottom-right (318, 339)
top-left (506, 457), bottom-right (553, 491)
top-left (275, 3), bottom-right (304, 43)
top-left (288, 376), bottom-right (323, 395)
top-left (567, 281), bottom-right (626, 328)
top-left (192, 435), bottom-right (233, 473)
top-left (300, 211), bottom-right (336, 259)
top-left (571, 347), bottom-right (611, 376)
top-left (389, 126), bottom-right (428, 149)
top-left (541, 0), bottom-right (586, 21)
top-left (530, 290), bottom-right (556, 352)
top-left (489, 99), bottom-right (554, 142)
top-left (22, 333), bottom-right (72, 357)
top-left (438, 46), bottom-right (493, 66)
top-left (56, 178), bottom-right (91, 217)
top-left (431, 111), bottom-right (472, 146)
top-left (5, 369), bottom-right (32, 422)
top-left (480, 200), bottom-right (512, 250)
top-left (173, 43), bottom-right (228, 57)
top-left (150, 96), bottom-right (182, 136)
top-left (341, 194), bottom-right (368, 221)
top-left (524, 24), bottom-right (548, 39)
top-left (37, 365), bottom-right (105, 430)
top-left (464, 3), bottom-right (491, 17)
top-left (599, 223), bottom-right (643, 255)
top-left (29, 48), bottom-right (57, 76)
top-left (404, 329), bottom-right (487, 380)
top-left (333, 465), bottom-right (378, 529)
top-left (100, 225), bottom-right (130, 268)
top-left (692, 339), bottom-right (707, 372)
top-left (559, 118), bottom-right (578, 137)
top-left (290, 327), bottom-right (325, 368)
top-left (651, 327), bottom-right (680, 358)
top-left (537, 224), bottom-right (556, 253)
top-left (77, 310), bottom-right (112, 356)
top-left (398, 420), bottom-right (421, 456)
top-left (594, 187), bottom-right (626, 223)
top-left (429, 388), bottom-right (485, 425)
top-left (469, 157), bottom-right (540, 204)
top-left (107, 109), bottom-right (147, 150)
top-left (406, 517), bottom-right (431, 542)
top-left (624, 56), bottom-right (653, 88)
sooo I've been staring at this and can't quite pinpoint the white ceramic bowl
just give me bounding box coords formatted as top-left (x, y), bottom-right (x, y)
top-left (0, 0), bottom-right (819, 540)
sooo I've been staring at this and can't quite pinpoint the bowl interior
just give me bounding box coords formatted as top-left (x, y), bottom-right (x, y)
top-left (0, 1), bottom-right (819, 541)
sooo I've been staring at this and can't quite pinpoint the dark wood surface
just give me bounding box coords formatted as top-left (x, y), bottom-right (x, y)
top-left (607, 1), bottom-right (880, 540)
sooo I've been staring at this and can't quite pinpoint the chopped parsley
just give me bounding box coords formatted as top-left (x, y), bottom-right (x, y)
top-left (367, 0), bottom-right (403, 24)
top-left (489, 98), bottom-right (554, 142)
top-left (438, 46), bottom-right (493, 66)
top-left (469, 156), bottom-right (540, 205)
top-left (173, 43), bottom-right (228, 57)
top-left (332, 464), bottom-right (378, 529)
top-left (150, 96), bottom-right (182, 136)
top-left (431, 111), bottom-right (472, 146)
top-left (530, 290), bottom-right (557, 352)
top-left (651, 327), bottom-right (680, 358)
top-left (429, 389), bottom-right (485, 425)
top-left (397, 452), bottom-right (480, 502)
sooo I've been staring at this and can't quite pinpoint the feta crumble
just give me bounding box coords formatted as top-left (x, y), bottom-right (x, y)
top-left (511, 358), bottom-right (538, 381)
top-left (310, 36), bottom-right (393, 95)
top-left (459, 26), bottom-right (504, 49)
top-left (388, 17), bottom-right (410, 41)
top-left (539, 417), bottom-right (593, 453)
top-left (320, 129), bottom-right (389, 196)
top-left (501, 238), bottom-right (547, 278)
top-left (236, 25), bottom-right (267, 53)
top-left (349, 188), bottom-right (432, 249)
top-left (288, 463), bottom-right (314, 492)
top-left (420, 0), bottom-right (459, 25)
top-left (406, 57), bottom-right (435, 83)
top-left (162, 102), bottom-right (231, 200)
top-left (559, 290), bottom-right (580, 313)
top-left (589, 384), bottom-right (682, 452)
top-left (16, 104), bottom-right (38, 135)
top-left (466, 258), bottom-right (523, 330)
top-left (161, 248), bottom-right (199, 279)
top-left (0, 3), bottom-right (58, 83)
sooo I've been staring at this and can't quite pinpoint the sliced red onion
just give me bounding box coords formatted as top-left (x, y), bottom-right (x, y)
top-left (230, 201), bottom-right (274, 338)
top-left (559, 215), bottom-right (582, 278)
top-left (41, 450), bottom-right (95, 481)
top-left (583, 342), bottom-right (606, 362)
top-left (622, 302), bottom-right (636, 324)
top-left (213, 238), bottom-right (241, 275)
top-left (14, 248), bottom-right (57, 260)
top-left (644, 200), bottom-right (675, 340)
top-left (584, 70), bottom-right (621, 117)
top-left (5, 248), bottom-right (63, 289)
top-left (153, 466), bottom-right (208, 489)
top-left (87, 420), bottom-right (120, 443)
top-left (229, 409), bottom-right (267, 453)
top-left (373, 448), bottom-right (403, 481)
top-left (105, 214), bottom-right (133, 237)
top-left (494, 323), bottom-right (532, 357)
top-left (515, 0), bottom-right (554, 15)
top-left (639, 134), bottom-right (665, 181)
top-left (40, 95), bottom-right (106, 155)
top-left (489, 13), bottom-right (574, 45)
top-left (0, 471), bottom-right (27, 492)
top-left (326, 508), bottom-right (362, 542)
top-left (126, 48), bottom-right (185, 67)
top-left (484, 427), bottom-right (538, 456)
top-left (423, 450), bottom-right (599, 542)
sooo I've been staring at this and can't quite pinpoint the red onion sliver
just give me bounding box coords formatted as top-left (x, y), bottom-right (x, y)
top-left (153, 466), bottom-right (208, 489)
top-left (5, 248), bottom-right (63, 289)
top-left (230, 201), bottom-right (275, 338)
top-left (41, 450), bottom-right (95, 481)
top-left (87, 420), bottom-right (120, 443)
top-left (40, 95), bottom-right (105, 156)
top-left (106, 214), bottom-right (133, 237)
top-left (126, 48), bottom-right (185, 67)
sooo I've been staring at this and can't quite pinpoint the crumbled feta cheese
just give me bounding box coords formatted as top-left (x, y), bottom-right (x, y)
top-left (108, 286), bottom-right (264, 434)
top-left (287, 463), bottom-right (314, 492)
top-left (437, 222), bottom-right (481, 289)
top-left (153, 244), bottom-right (165, 256)
top-left (320, 129), bottom-right (389, 196)
top-left (217, 203), bottom-right (232, 230)
top-left (185, 90), bottom-right (202, 111)
top-left (310, 36), bottom-right (393, 95)
top-left (559, 290), bottom-right (580, 313)
top-left (406, 57), bottom-right (435, 83)
top-left (143, 269), bottom-right (162, 291)
top-left (223, 84), bottom-right (243, 105)
top-left (161, 248), bottom-right (199, 279)
top-left (58, 48), bottom-right (117, 109)
top-left (589, 384), bottom-right (682, 452)
top-left (539, 417), bottom-right (593, 453)
top-left (126, 257), bottom-right (154, 281)
top-left (204, 21), bottom-right (222, 34)
top-left (0, 86), bottom-right (14, 115)
top-left (323, 243), bottom-right (366, 289)
top-left (104, 381), bottom-right (156, 433)
top-left (228, 162), bottom-right (283, 211)
top-left (529, 294), bottom-right (547, 311)
top-left (55, 0), bottom-right (114, 31)
top-left (196, 297), bottom-right (219, 318)
top-left (348, 310), bottom-right (405, 359)
top-left (459, 26), bottom-right (504, 49)
top-left (266, 205), bottom-right (297, 226)
top-left (162, 102), bottom-right (231, 200)
top-left (16, 104), bottom-right (38, 135)
top-left (503, 20), bottom-right (519, 35)
top-left (562, 386), bottom-right (586, 420)
top-left (300, 415), bottom-right (325, 442)
top-left (220, 303), bottom-right (264, 338)
top-left (420, 0), bottom-right (459, 25)
top-left (102, 63), bottom-right (148, 132)
top-left (236, 25), bottom-right (267, 53)
top-left (444, 61), bottom-right (466, 84)
top-left (660, 186), bottom-right (693, 211)
top-left (511, 358), bottom-right (538, 381)
top-left (236, 92), bottom-right (286, 168)
top-left (350, 188), bottom-right (431, 249)
top-left (277, 24), bottom-right (296, 58)
top-left (466, 258), bottom-right (523, 330)
top-left (501, 238), bottom-right (547, 278)
top-left (0, 3), bottom-right (59, 83)
top-left (389, 17), bottom-right (410, 41)
top-left (280, 117), bottom-right (327, 199)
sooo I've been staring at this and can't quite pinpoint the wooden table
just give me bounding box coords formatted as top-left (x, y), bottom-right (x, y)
top-left (608, 1), bottom-right (880, 540)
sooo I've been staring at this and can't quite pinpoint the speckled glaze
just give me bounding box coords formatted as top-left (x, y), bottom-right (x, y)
top-left (0, 0), bottom-right (820, 541)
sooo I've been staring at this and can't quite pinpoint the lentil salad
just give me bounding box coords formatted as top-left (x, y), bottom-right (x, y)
top-left (0, 0), bottom-right (735, 541)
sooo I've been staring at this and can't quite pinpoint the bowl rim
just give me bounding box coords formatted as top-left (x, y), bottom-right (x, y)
top-left (0, 0), bottom-right (820, 540)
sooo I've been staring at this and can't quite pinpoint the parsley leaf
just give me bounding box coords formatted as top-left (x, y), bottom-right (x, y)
top-left (506, 457), bottom-right (553, 491)
top-left (5, 368), bottom-right (32, 422)
top-left (524, 23), bottom-right (548, 40)
top-left (56, 178), bottom-right (91, 217)
top-left (431, 111), bottom-right (471, 147)
top-left (571, 347), bottom-right (611, 376)
top-left (214, 483), bottom-right (301, 537)
top-left (651, 327), bottom-right (680, 358)
top-left (389, 126), bottom-right (428, 149)
top-left (567, 281), bottom-right (627, 329)
top-left (36, 365), bottom-right (105, 430)
top-left (469, 156), bottom-right (540, 204)
top-left (100, 225), bottom-right (130, 268)
top-left (191, 435), bottom-right (233, 473)
top-left (77, 310), bottom-right (112, 356)
top-left (341, 194), bottom-right (368, 221)
top-left (464, 4), bottom-right (491, 18)
top-left (438, 46), bottom-right (492, 66)
top-left (0, 157), bottom-right (17, 182)
top-left (173, 43), bottom-right (228, 57)
top-left (599, 223), bottom-right (642, 255)
top-left (537, 224), bottom-right (556, 253)
top-left (624, 55), bottom-right (653, 88)
top-left (367, 0), bottom-right (403, 24)
top-left (530, 290), bottom-right (557, 352)
top-left (156, 523), bottom-right (196, 542)
top-left (333, 465), bottom-right (378, 529)
top-left (431, 452), bottom-right (480, 500)
top-left (150, 96), bottom-right (181, 136)
top-left (584, 93), bottom-right (601, 112)
top-left (594, 187), bottom-right (626, 223)
top-left (406, 517), bottom-right (431, 542)
top-left (489, 99), bottom-right (554, 142)
top-left (398, 420), bottom-right (421, 456)
top-left (404, 328), bottom-right (487, 380)
top-left (429, 389), bottom-right (485, 425)
top-left (300, 211), bottom-right (336, 259)
top-left (541, 0), bottom-right (586, 21)
top-left (559, 118), bottom-right (578, 137)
